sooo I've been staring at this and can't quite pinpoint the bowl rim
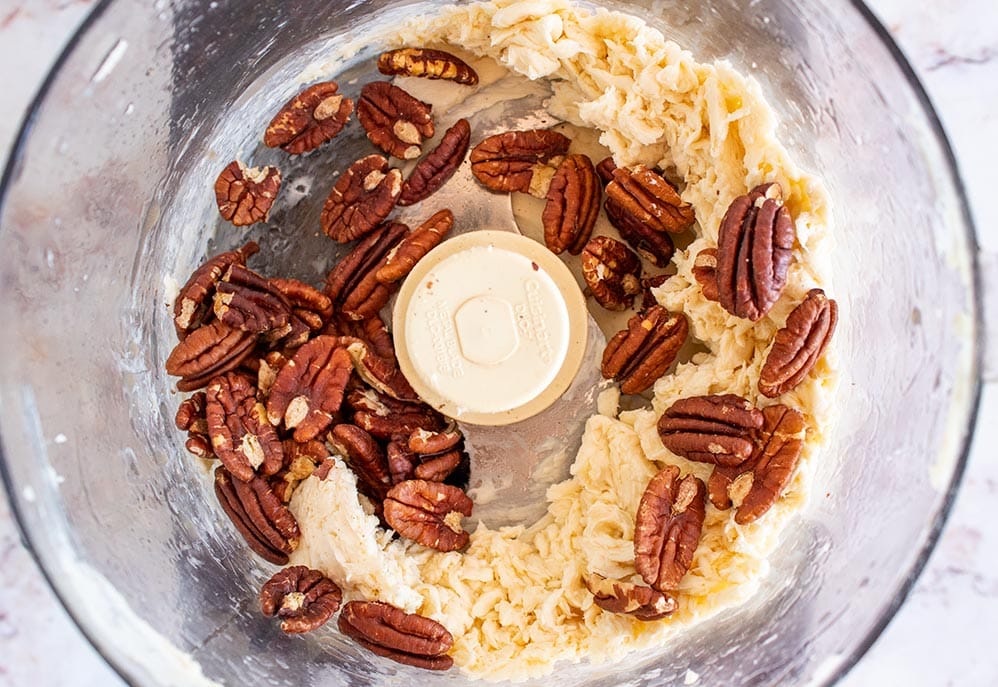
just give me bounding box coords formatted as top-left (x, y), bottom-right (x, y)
top-left (0, 0), bottom-right (984, 685)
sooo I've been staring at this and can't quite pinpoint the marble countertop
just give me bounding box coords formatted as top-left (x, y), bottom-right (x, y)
top-left (0, 1), bottom-right (995, 685)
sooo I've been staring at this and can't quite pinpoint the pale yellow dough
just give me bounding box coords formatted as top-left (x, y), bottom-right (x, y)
top-left (289, 0), bottom-right (837, 680)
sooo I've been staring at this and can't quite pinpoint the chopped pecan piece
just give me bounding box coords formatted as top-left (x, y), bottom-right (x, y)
top-left (633, 465), bottom-right (706, 591)
top-left (205, 372), bottom-right (284, 482)
top-left (606, 166), bottom-right (694, 235)
top-left (166, 320), bottom-right (257, 391)
top-left (384, 479), bottom-right (473, 551)
top-left (213, 264), bottom-right (291, 334)
top-left (657, 394), bottom-right (764, 466)
top-left (605, 196), bottom-right (676, 267)
top-left (325, 221), bottom-right (408, 321)
top-left (376, 209), bottom-right (453, 284)
top-left (338, 601), bottom-right (454, 671)
top-left (708, 404), bottom-right (805, 524)
top-left (213, 466), bottom-right (300, 565)
top-left (601, 306), bottom-right (688, 394)
top-left (329, 424), bottom-right (393, 504)
top-left (398, 119), bottom-right (471, 206)
top-left (759, 289), bottom-right (838, 397)
top-left (214, 161), bottom-right (281, 226)
top-left (692, 248), bottom-right (720, 302)
top-left (343, 338), bottom-right (418, 401)
top-left (175, 391), bottom-right (212, 459)
top-left (584, 572), bottom-right (677, 621)
top-left (595, 156), bottom-right (617, 185)
top-left (271, 438), bottom-right (328, 502)
top-left (321, 155), bottom-right (403, 243)
top-left (260, 566), bottom-right (342, 634)
top-left (470, 129), bottom-right (570, 197)
top-left (173, 241), bottom-right (259, 338)
top-left (267, 336), bottom-right (353, 441)
top-left (265, 278), bottom-right (334, 348)
top-left (347, 387), bottom-right (444, 440)
top-left (264, 81), bottom-right (354, 154)
top-left (640, 274), bottom-right (670, 311)
top-left (378, 48), bottom-right (478, 85)
top-left (581, 236), bottom-right (642, 311)
top-left (357, 81), bottom-right (435, 160)
top-left (716, 183), bottom-right (795, 321)
top-left (543, 154), bottom-right (600, 255)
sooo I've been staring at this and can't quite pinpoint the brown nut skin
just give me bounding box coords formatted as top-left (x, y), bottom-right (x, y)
top-left (398, 119), bottom-right (471, 206)
top-left (205, 372), bottom-right (284, 482)
top-left (708, 404), bottom-right (805, 524)
top-left (266, 337), bottom-right (353, 442)
top-left (387, 440), bottom-right (417, 484)
top-left (325, 220), bottom-right (409, 320)
top-left (657, 394), bottom-right (764, 467)
top-left (378, 48), bottom-right (479, 85)
top-left (265, 278), bottom-right (335, 349)
top-left (543, 154), bottom-right (601, 255)
top-left (213, 264), bottom-right (291, 334)
top-left (606, 166), bottom-right (695, 235)
top-left (384, 479), bottom-right (473, 552)
top-left (605, 196), bottom-right (676, 268)
top-left (716, 183), bottom-right (795, 321)
top-left (633, 465), bottom-right (706, 592)
top-left (584, 573), bottom-right (677, 621)
top-left (581, 236), bottom-right (642, 311)
top-left (321, 155), bottom-right (403, 243)
top-left (759, 288), bottom-right (838, 397)
top-left (692, 248), bottom-right (720, 302)
top-left (173, 241), bottom-right (259, 338)
top-left (260, 566), bottom-right (342, 634)
top-left (329, 424), bottom-right (393, 504)
top-left (470, 129), bottom-right (570, 196)
top-left (338, 601), bottom-right (454, 671)
top-left (376, 209), bottom-right (454, 284)
top-left (166, 319), bottom-right (258, 392)
top-left (357, 81), bottom-right (435, 161)
top-left (214, 466), bottom-right (300, 565)
top-left (264, 81), bottom-right (354, 154)
top-left (601, 306), bottom-right (688, 394)
top-left (595, 156), bottom-right (617, 185)
top-left (214, 161), bottom-right (282, 226)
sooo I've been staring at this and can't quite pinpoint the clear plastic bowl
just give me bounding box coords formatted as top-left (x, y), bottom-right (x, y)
top-left (0, 0), bottom-right (981, 685)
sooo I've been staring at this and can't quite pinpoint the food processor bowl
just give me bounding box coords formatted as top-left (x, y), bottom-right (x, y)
top-left (0, 0), bottom-right (980, 685)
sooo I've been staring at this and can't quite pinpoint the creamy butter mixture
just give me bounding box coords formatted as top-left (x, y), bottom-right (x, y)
top-left (289, 0), bottom-right (837, 680)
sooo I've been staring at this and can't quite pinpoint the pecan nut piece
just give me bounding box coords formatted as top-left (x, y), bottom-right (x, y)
top-left (267, 336), bottom-right (353, 441)
top-left (657, 394), bottom-right (764, 467)
top-left (387, 440), bottom-right (417, 484)
top-left (264, 81), bottom-right (354, 154)
top-left (214, 161), bottom-right (281, 226)
top-left (325, 221), bottom-right (409, 320)
top-left (716, 183), bottom-right (795, 321)
top-left (206, 372), bottom-right (284, 482)
top-left (398, 119), bottom-right (471, 206)
top-left (584, 572), bottom-right (677, 621)
top-left (708, 404), bottom-right (805, 524)
top-left (759, 289), bottom-right (838, 397)
top-left (347, 387), bottom-right (445, 440)
top-left (581, 236), bottom-right (642, 311)
top-left (376, 209), bottom-right (454, 284)
top-left (633, 465), bottom-right (706, 592)
top-left (264, 278), bottom-right (334, 348)
top-left (409, 426), bottom-right (462, 455)
top-left (692, 248), bottom-right (720, 302)
top-left (378, 48), bottom-right (479, 85)
top-left (606, 166), bottom-right (695, 235)
top-left (605, 196), bottom-right (676, 267)
top-left (271, 438), bottom-right (328, 502)
top-left (325, 313), bottom-right (396, 361)
top-left (175, 391), bottom-right (212, 459)
top-left (543, 154), bottom-right (600, 255)
top-left (338, 601), bottom-right (454, 671)
top-left (321, 155), bottom-right (403, 243)
top-left (260, 566), bottom-right (342, 634)
top-left (214, 466), bottom-right (300, 565)
top-left (173, 241), bottom-right (259, 338)
top-left (601, 306), bottom-right (688, 394)
top-left (640, 274), bottom-right (670, 311)
top-left (470, 129), bottom-right (570, 197)
top-left (166, 320), bottom-right (257, 391)
top-left (357, 81), bottom-right (435, 160)
top-left (344, 338), bottom-right (419, 401)
top-left (414, 450), bottom-right (463, 483)
top-left (384, 479), bottom-right (473, 551)
top-left (329, 424), bottom-right (393, 504)
top-left (213, 264), bottom-right (291, 334)
top-left (595, 156), bottom-right (617, 185)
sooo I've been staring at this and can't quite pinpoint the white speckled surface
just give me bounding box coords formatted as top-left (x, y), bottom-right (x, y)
top-left (0, 1), bottom-right (995, 685)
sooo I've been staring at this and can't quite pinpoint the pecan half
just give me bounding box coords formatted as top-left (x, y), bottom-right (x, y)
top-left (715, 183), bottom-right (795, 321)
top-left (378, 48), bottom-right (478, 85)
top-left (357, 82), bottom-right (435, 160)
top-left (175, 391), bottom-right (212, 459)
top-left (581, 236), bottom-right (642, 311)
top-left (271, 438), bottom-right (328, 502)
top-left (347, 387), bottom-right (444, 440)
top-left (321, 155), bottom-right (403, 243)
top-left (264, 81), bottom-right (354, 154)
top-left (338, 601), bottom-right (454, 671)
top-left (376, 209), bottom-right (453, 284)
top-left (384, 479), bottom-right (473, 551)
top-left (409, 426), bottom-right (462, 455)
top-left (260, 566), bottom-right (342, 634)
top-left (543, 154), bottom-right (600, 255)
top-left (173, 241), bottom-right (259, 338)
top-left (414, 450), bottom-right (462, 483)
top-left (601, 306), bottom-right (688, 394)
top-left (325, 220), bottom-right (409, 320)
top-left (214, 161), bottom-right (281, 226)
top-left (398, 119), bottom-right (471, 206)
top-left (708, 404), bottom-right (805, 524)
top-left (657, 394), bottom-right (764, 467)
top-left (595, 156), bottom-right (617, 185)
top-left (759, 289), bottom-right (838, 397)
top-left (470, 129), bottom-right (570, 197)
top-left (329, 424), bottom-right (392, 504)
top-left (267, 336), bottom-right (353, 441)
top-left (584, 572), bottom-right (677, 621)
top-left (692, 248), bottom-right (720, 302)
top-left (166, 320), bottom-right (257, 391)
top-left (344, 338), bottom-right (418, 401)
top-left (606, 166), bottom-right (695, 235)
top-left (214, 466), bottom-right (300, 565)
top-left (387, 440), bottom-right (417, 484)
top-left (633, 465), bottom-right (706, 592)
top-left (206, 372), bottom-right (283, 482)
top-left (265, 278), bottom-right (334, 348)
top-left (213, 264), bottom-right (291, 334)
top-left (605, 196), bottom-right (676, 267)
top-left (325, 313), bottom-right (396, 361)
